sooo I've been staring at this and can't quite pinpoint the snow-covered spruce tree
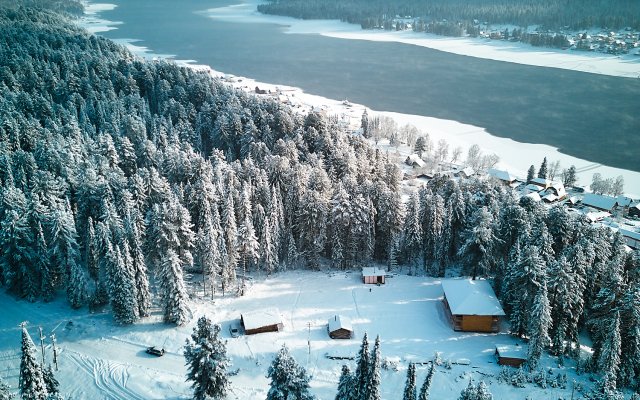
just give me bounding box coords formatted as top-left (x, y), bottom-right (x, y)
top-left (538, 157), bottom-right (548, 179)
top-left (0, 205), bottom-right (36, 301)
top-left (526, 165), bottom-right (536, 183)
top-left (597, 311), bottom-right (622, 390)
top-left (107, 244), bottom-right (138, 324)
top-left (266, 345), bottom-right (315, 400)
top-left (457, 206), bottom-right (499, 280)
top-left (221, 188), bottom-right (238, 285)
top-left (353, 333), bottom-right (370, 400)
top-left (418, 362), bottom-right (435, 400)
top-left (401, 193), bottom-right (422, 271)
top-left (19, 327), bottom-right (48, 400)
top-left (184, 316), bottom-right (230, 400)
top-left (159, 249), bottom-right (190, 325)
top-left (458, 380), bottom-right (492, 400)
top-left (527, 280), bottom-right (552, 369)
top-left (0, 375), bottom-right (15, 400)
top-left (236, 188), bottom-right (259, 295)
top-left (363, 335), bottom-right (381, 400)
top-left (42, 365), bottom-right (60, 398)
top-left (619, 284), bottom-right (640, 387)
top-left (402, 363), bottom-right (417, 400)
top-left (335, 365), bottom-right (355, 400)
top-left (123, 208), bottom-right (150, 317)
top-left (296, 185), bottom-right (329, 269)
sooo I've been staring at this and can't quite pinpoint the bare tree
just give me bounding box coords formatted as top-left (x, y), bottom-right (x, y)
top-left (548, 160), bottom-right (561, 181)
top-left (451, 146), bottom-right (463, 164)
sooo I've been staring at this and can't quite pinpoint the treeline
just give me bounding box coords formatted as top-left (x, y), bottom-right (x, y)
top-left (258, 0), bottom-right (640, 31)
top-left (0, 4), bottom-right (639, 396)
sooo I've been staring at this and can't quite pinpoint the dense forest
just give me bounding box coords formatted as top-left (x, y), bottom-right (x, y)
top-left (258, 0), bottom-right (640, 34)
top-left (0, 2), bottom-right (639, 398)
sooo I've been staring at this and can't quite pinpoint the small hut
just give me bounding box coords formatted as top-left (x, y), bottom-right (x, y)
top-left (495, 344), bottom-right (527, 367)
top-left (362, 267), bottom-right (385, 284)
top-left (328, 315), bottom-right (353, 339)
top-left (441, 279), bottom-right (505, 333)
top-left (241, 308), bottom-right (284, 335)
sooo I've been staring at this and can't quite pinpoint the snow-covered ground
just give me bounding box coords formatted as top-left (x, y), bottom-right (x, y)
top-left (202, 0), bottom-right (640, 79)
top-left (0, 271), bottom-right (590, 399)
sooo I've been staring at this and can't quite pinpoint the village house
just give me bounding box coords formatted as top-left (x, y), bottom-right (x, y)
top-left (441, 279), bottom-right (505, 333)
top-left (629, 203), bottom-right (640, 218)
top-left (581, 193), bottom-right (619, 212)
top-left (488, 168), bottom-right (519, 188)
top-left (495, 344), bottom-right (527, 367)
top-left (405, 154), bottom-right (426, 168)
top-left (362, 267), bottom-right (386, 284)
top-left (241, 308), bottom-right (284, 335)
top-left (328, 315), bottom-right (354, 339)
top-left (620, 229), bottom-right (640, 250)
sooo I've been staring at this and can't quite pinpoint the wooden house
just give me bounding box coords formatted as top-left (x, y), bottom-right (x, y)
top-left (405, 154), bottom-right (426, 168)
top-left (362, 267), bottom-right (386, 284)
top-left (488, 168), bottom-right (517, 186)
top-left (628, 203), bottom-right (640, 218)
top-left (495, 344), bottom-right (527, 367)
top-left (441, 279), bottom-right (505, 333)
top-left (620, 229), bottom-right (640, 250)
top-left (241, 308), bottom-right (284, 335)
top-left (328, 315), bottom-right (354, 339)
top-left (529, 177), bottom-right (551, 189)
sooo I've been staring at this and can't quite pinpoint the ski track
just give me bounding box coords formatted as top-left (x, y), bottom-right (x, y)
top-left (351, 289), bottom-right (361, 317)
top-left (67, 352), bottom-right (145, 400)
top-left (290, 284), bottom-right (302, 331)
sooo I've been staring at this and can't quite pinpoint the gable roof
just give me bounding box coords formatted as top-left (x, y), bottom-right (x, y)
top-left (582, 193), bottom-right (618, 211)
top-left (495, 344), bottom-right (527, 360)
top-left (488, 168), bottom-right (516, 183)
top-left (530, 177), bottom-right (551, 186)
top-left (241, 308), bottom-right (283, 331)
top-left (362, 267), bottom-right (386, 277)
top-left (328, 315), bottom-right (353, 333)
top-left (441, 279), bottom-right (505, 316)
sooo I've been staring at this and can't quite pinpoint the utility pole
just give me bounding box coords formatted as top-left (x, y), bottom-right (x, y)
top-left (38, 326), bottom-right (46, 366)
top-left (51, 334), bottom-right (58, 371)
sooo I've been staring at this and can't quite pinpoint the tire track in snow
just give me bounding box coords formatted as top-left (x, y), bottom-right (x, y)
top-left (351, 289), bottom-right (361, 317)
top-left (66, 352), bottom-right (145, 400)
top-left (290, 286), bottom-right (302, 330)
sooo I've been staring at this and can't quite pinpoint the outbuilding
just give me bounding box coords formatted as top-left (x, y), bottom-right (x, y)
top-left (362, 267), bottom-right (386, 284)
top-left (328, 315), bottom-right (354, 339)
top-left (495, 344), bottom-right (527, 367)
top-left (581, 193), bottom-right (619, 212)
top-left (241, 308), bottom-right (284, 335)
top-left (628, 203), bottom-right (640, 218)
top-left (441, 279), bottom-right (505, 333)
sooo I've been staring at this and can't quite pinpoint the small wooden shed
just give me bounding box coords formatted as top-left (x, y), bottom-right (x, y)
top-left (362, 267), bottom-right (385, 284)
top-left (241, 308), bottom-right (284, 335)
top-left (328, 315), bottom-right (353, 339)
top-left (441, 279), bottom-right (505, 333)
top-left (495, 344), bottom-right (527, 367)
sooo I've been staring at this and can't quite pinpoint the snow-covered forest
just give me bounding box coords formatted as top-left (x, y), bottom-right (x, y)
top-left (0, 2), bottom-right (639, 398)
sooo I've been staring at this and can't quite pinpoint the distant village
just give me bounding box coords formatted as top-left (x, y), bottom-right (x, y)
top-left (402, 155), bottom-right (640, 252)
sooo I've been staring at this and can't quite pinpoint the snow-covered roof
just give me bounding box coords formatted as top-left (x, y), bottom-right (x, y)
top-left (495, 344), bottom-right (527, 359)
top-left (441, 279), bottom-right (505, 316)
top-left (328, 315), bottom-right (353, 333)
top-left (362, 267), bottom-right (386, 277)
top-left (524, 184), bottom-right (542, 193)
top-left (241, 308), bottom-right (283, 331)
top-left (459, 167), bottom-right (475, 177)
top-left (542, 193), bottom-right (558, 203)
top-left (525, 192), bottom-right (541, 202)
top-left (620, 228), bottom-right (640, 241)
top-left (616, 196), bottom-right (633, 207)
top-left (530, 177), bottom-right (550, 187)
top-left (582, 193), bottom-right (618, 211)
top-left (585, 211), bottom-right (610, 223)
top-left (406, 154), bottom-right (426, 168)
top-left (488, 168), bottom-right (516, 182)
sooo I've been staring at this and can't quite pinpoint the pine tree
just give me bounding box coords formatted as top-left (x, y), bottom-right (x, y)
top-left (538, 157), bottom-right (548, 179)
top-left (184, 316), bottom-right (230, 400)
top-left (597, 311), bottom-right (622, 390)
top-left (159, 250), bottom-right (190, 325)
top-left (527, 281), bottom-right (552, 369)
top-left (458, 380), bottom-right (492, 400)
top-left (353, 333), bottom-right (370, 400)
top-left (418, 363), bottom-right (435, 400)
top-left (457, 207), bottom-right (499, 280)
top-left (108, 245), bottom-right (138, 324)
top-left (335, 365), bottom-right (355, 400)
top-left (19, 327), bottom-right (48, 400)
top-left (402, 363), bottom-right (417, 400)
top-left (42, 365), bottom-right (59, 397)
top-left (363, 336), bottom-right (381, 400)
top-left (266, 345), bottom-right (315, 400)
top-left (0, 375), bottom-right (15, 400)
top-left (526, 165), bottom-right (535, 182)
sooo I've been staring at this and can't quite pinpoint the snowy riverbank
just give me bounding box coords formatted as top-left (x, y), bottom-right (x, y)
top-left (203, 0), bottom-right (640, 79)
top-left (77, 1), bottom-right (640, 196)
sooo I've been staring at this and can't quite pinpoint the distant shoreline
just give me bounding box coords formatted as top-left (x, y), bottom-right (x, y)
top-left (77, 0), bottom-right (640, 196)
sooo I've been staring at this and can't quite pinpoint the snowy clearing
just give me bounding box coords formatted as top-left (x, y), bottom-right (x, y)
top-left (0, 271), bottom-right (590, 399)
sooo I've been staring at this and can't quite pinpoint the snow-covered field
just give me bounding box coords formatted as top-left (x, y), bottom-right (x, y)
top-left (0, 271), bottom-right (588, 399)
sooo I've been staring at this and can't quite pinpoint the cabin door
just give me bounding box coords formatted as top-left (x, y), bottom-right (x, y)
top-left (377, 276), bottom-right (383, 284)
